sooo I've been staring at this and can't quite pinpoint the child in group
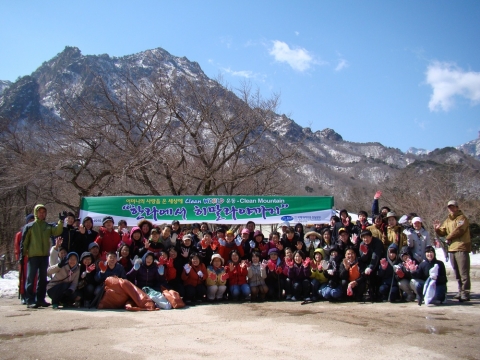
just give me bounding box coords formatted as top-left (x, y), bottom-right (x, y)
top-left (286, 250), bottom-right (311, 301)
top-left (205, 254), bottom-right (228, 302)
top-left (127, 251), bottom-right (165, 291)
top-left (181, 252), bottom-right (207, 303)
top-left (218, 230), bottom-right (244, 264)
top-left (76, 252), bottom-right (96, 307)
top-left (265, 248), bottom-right (285, 300)
top-left (117, 244), bottom-right (133, 273)
top-left (377, 247), bottom-right (401, 302)
top-left (47, 252), bottom-right (80, 309)
top-left (247, 251), bottom-right (268, 302)
top-left (309, 248), bottom-right (329, 301)
top-left (225, 249), bottom-right (250, 301)
top-left (339, 248), bottom-right (366, 301)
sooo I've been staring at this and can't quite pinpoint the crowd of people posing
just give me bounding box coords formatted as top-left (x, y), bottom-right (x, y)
top-left (16, 194), bottom-right (472, 309)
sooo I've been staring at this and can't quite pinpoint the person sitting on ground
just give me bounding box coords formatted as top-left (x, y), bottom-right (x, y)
top-left (95, 216), bottom-right (122, 259)
top-left (47, 252), bottom-right (80, 309)
top-left (181, 252), bottom-right (207, 304)
top-left (247, 251), bottom-right (268, 302)
top-left (286, 250), bottom-right (312, 302)
top-left (225, 249), bottom-right (250, 301)
top-left (94, 251), bottom-right (127, 283)
top-left (377, 247), bottom-right (401, 302)
top-left (410, 246), bottom-right (447, 305)
top-left (205, 254), bottom-right (228, 302)
top-left (339, 248), bottom-right (366, 302)
top-left (395, 246), bottom-right (418, 302)
top-left (322, 246), bottom-right (342, 301)
top-left (309, 248), bottom-right (329, 301)
top-left (76, 252), bottom-right (96, 308)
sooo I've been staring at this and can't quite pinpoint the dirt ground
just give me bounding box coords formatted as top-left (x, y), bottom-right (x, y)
top-left (1, 275), bottom-right (480, 360)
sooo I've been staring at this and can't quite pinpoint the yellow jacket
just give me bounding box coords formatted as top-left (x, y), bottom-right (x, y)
top-left (435, 210), bottom-right (471, 252)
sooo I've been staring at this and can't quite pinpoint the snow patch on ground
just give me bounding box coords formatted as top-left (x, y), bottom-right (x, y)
top-left (0, 271), bottom-right (19, 299)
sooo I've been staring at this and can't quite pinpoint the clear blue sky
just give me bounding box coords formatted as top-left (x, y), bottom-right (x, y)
top-left (1, 1), bottom-right (479, 152)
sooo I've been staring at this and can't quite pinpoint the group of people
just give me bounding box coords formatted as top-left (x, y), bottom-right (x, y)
top-left (15, 194), bottom-right (472, 309)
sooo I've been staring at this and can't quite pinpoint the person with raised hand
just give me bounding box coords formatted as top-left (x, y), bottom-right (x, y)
top-left (225, 249), bottom-right (250, 301)
top-left (181, 252), bottom-right (207, 304)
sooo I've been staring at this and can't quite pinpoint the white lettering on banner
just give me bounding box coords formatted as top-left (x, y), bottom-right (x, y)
top-left (185, 199), bottom-right (201, 204)
top-left (240, 199), bottom-right (257, 204)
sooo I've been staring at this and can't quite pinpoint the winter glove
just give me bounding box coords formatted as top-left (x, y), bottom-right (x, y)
top-left (327, 269), bottom-right (334, 276)
top-left (351, 234), bottom-right (358, 245)
top-left (209, 271), bottom-right (217, 280)
top-left (304, 239), bottom-right (311, 248)
top-left (394, 265), bottom-right (405, 278)
top-left (86, 264), bottom-right (96, 273)
top-left (347, 285), bottom-right (353, 297)
top-left (220, 273), bottom-right (229, 281)
top-left (380, 258), bottom-right (388, 270)
top-left (58, 257), bottom-right (68, 268)
top-left (218, 239), bottom-right (226, 246)
top-left (133, 257), bottom-right (142, 271)
top-left (285, 257), bottom-right (294, 268)
top-left (58, 211), bottom-right (67, 221)
top-left (249, 240), bottom-right (255, 249)
top-left (211, 239), bottom-right (219, 251)
top-left (360, 243), bottom-right (368, 254)
top-left (98, 261), bottom-right (107, 273)
top-left (157, 265), bottom-right (165, 276)
top-left (275, 266), bottom-right (283, 274)
top-left (260, 260), bottom-right (268, 269)
top-left (158, 257), bottom-right (167, 266)
top-left (321, 260), bottom-right (329, 270)
top-left (365, 268), bottom-right (372, 275)
top-left (235, 237), bottom-right (242, 246)
top-left (184, 264), bottom-right (191, 274)
top-left (197, 270), bottom-right (204, 278)
top-left (311, 261), bottom-right (318, 270)
top-left (267, 260), bottom-right (276, 271)
top-left (303, 257), bottom-right (311, 268)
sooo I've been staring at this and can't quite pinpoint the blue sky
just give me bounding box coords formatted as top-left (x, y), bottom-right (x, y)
top-left (1, 1), bottom-right (479, 152)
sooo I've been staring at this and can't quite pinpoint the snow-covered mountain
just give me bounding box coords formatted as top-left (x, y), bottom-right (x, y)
top-left (0, 46), bottom-right (478, 200)
top-left (457, 132), bottom-right (480, 160)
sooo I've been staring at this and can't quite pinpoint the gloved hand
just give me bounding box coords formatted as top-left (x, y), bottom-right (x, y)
top-left (275, 266), bottom-right (283, 274)
top-left (360, 243), bottom-right (368, 254)
top-left (304, 239), bottom-right (311, 248)
top-left (209, 271), bottom-right (217, 280)
top-left (394, 265), bottom-right (405, 278)
top-left (347, 285), bottom-right (353, 297)
top-left (235, 237), bottom-right (242, 246)
top-left (184, 264), bottom-right (191, 274)
top-left (365, 268), bottom-right (372, 275)
top-left (218, 239), bottom-right (226, 246)
top-left (220, 273), bottom-right (229, 281)
top-left (197, 270), bottom-right (204, 278)
top-left (249, 240), bottom-right (255, 249)
top-left (311, 261), bottom-right (318, 270)
top-left (58, 257), bottom-right (68, 268)
top-left (133, 257), bottom-right (142, 271)
top-left (327, 269), bottom-right (334, 276)
top-left (98, 261), bottom-right (107, 273)
top-left (303, 257), bottom-right (311, 268)
top-left (158, 265), bottom-right (165, 276)
top-left (380, 258), bottom-right (388, 270)
top-left (351, 234), bottom-right (358, 245)
top-left (267, 260), bottom-right (276, 271)
top-left (58, 211), bottom-right (67, 221)
top-left (86, 264), bottom-right (96, 273)
top-left (260, 260), bottom-right (267, 269)
top-left (285, 257), bottom-right (294, 268)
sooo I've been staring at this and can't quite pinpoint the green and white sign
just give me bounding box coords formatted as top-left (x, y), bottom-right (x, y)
top-left (79, 195), bottom-right (335, 226)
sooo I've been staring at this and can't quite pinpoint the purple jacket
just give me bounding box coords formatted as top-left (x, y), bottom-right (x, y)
top-left (287, 263), bottom-right (311, 282)
top-left (126, 252), bottom-right (166, 291)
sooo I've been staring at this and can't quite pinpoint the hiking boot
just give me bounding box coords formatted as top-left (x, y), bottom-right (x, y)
top-left (452, 292), bottom-right (461, 300)
top-left (459, 292), bottom-right (470, 302)
top-left (27, 303), bottom-right (40, 309)
top-left (37, 301), bottom-right (51, 307)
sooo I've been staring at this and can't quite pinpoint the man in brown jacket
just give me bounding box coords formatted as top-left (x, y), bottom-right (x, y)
top-left (434, 200), bottom-right (471, 302)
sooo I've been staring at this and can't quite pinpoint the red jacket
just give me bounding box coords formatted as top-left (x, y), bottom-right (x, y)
top-left (218, 243), bottom-right (244, 263)
top-left (181, 263), bottom-right (207, 287)
top-left (225, 262), bottom-right (248, 286)
top-left (95, 227), bottom-right (121, 257)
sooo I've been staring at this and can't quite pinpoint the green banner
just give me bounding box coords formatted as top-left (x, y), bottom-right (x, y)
top-left (79, 195), bottom-right (334, 226)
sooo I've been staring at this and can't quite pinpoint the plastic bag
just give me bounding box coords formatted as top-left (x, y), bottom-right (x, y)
top-left (423, 277), bottom-right (436, 305)
top-left (143, 287), bottom-right (172, 310)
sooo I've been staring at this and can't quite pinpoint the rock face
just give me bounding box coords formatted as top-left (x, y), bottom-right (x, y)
top-left (0, 46), bottom-right (478, 199)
